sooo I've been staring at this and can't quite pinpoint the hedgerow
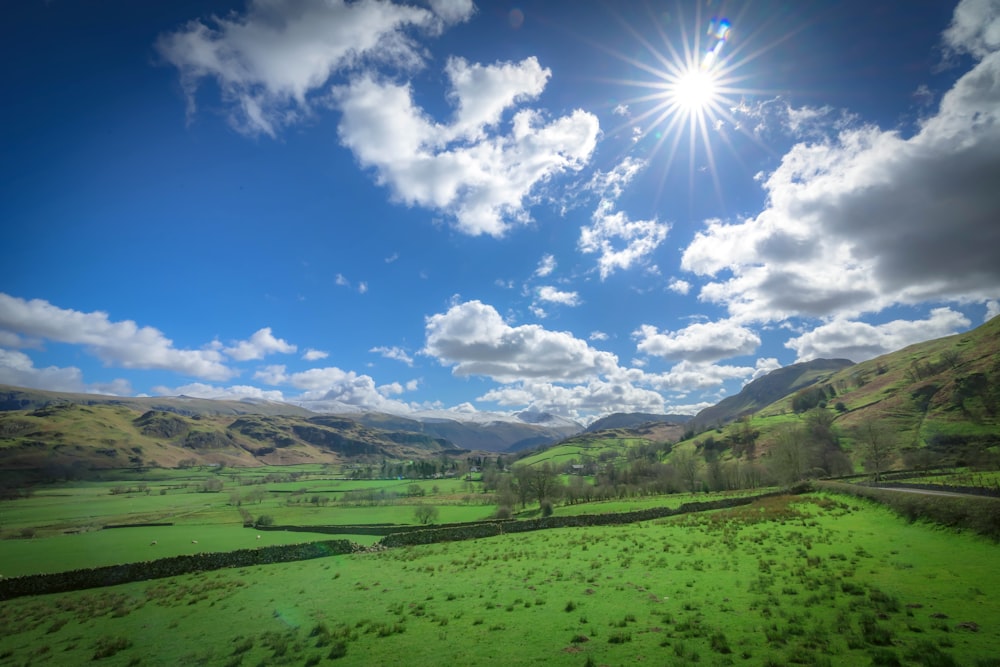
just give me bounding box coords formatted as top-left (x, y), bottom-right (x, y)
top-left (815, 481), bottom-right (1000, 541)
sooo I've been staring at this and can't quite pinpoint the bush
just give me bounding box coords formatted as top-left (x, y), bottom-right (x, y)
top-left (255, 514), bottom-right (274, 527)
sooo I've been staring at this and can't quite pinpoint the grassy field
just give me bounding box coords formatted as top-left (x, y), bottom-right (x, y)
top-left (1, 492), bottom-right (998, 666)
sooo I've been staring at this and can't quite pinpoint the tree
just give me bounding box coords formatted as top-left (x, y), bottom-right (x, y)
top-left (769, 424), bottom-right (807, 486)
top-left (854, 417), bottom-right (897, 482)
top-left (413, 504), bottom-right (439, 525)
top-left (672, 450), bottom-right (700, 492)
top-left (529, 463), bottom-right (561, 505)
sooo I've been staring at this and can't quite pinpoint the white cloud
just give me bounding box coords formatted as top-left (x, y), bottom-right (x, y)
top-left (428, 0), bottom-right (475, 25)
top-left (580, 201), bottom-right (669, 279)
top-left (152, 382), bottom-right (285, 402)
top-left (536, 286), bottom-right (581, 306)
top-left (579, 159), bottom-right (668, 279)
top-left (332, 60), bottom-right (599, 237)
top-left (224, 327), bottom-right (296, 361)
top-left (589, 330), bottom-right (609, 341)
top-left (785, 308), bottom-right (972, 362)
top-left (0, 349), bottom-right (131, 396)
top-left (479, 378), bottom-right (666, 421)
top-left (637, 359), bottom-right (766, 392)
top-left (335, 274), bottom-right (350, 287)
top-left (370, 345), bottom-right (414, 366)
top-left (668, 278), bottom-right (691, 295)
top-left (302, 348), bottom-right (329, 361)
top-left (943, 0), bottom-right (1000, 59)
top-left (986, 300), bottom-right (1000, 321)
top-left (682, 16), bottom-right (1000, 322)
top-left (534, 253), bottom-right (556, 277)
top-left (358, 281), bottom-right (369, 294)
top-left (424, 300), bottom-right (619, 383)
top-left (634, 319), bottom-right (761, 364)
top-left (0, 293), bottom-right (233, 381)
top-left (157, 0), bottom-right (472, 136)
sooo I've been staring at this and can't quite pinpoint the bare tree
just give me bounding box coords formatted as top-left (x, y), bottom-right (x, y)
top-left (854, 417), bottom-right (897, 482)
top-left (672, 449), bottom-right (700, 492)
top-left (769, 424), bottom-right (807, 486)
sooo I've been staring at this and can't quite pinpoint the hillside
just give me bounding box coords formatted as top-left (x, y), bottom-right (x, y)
top-left (684, 315), bottom-right (1000, 470)
top-left (0, 402), bottom-right (461, 471)
top-left (688, 358), bottom-right (854, 431)
top-left (348, 411), bottom-right (582, 453)
top-left (0, 385), bottom-right (314, 418)
top-left (585, 412), bottom-right (691, 433)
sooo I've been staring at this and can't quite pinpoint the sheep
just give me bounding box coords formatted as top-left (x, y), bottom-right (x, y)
top-left (256, 535), bottom-right (261, 539)
top-left (191, 540), bottom-right (198, 544)
top-left (150, 540), bottom-right (157, 546)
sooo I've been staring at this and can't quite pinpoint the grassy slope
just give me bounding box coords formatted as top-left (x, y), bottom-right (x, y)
top-left (680, 315), bottom-right (1000, 468)
top-left (0, 403), bottom-right (457, 470)
top-left (0, 494), bottom-right (997, 666)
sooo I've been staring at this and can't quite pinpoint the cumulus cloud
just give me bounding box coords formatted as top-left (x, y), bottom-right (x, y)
top-left (332, 59), bottom-right (599, 237)
top-left (479, 378), bottom-right (666, 420)
top-left (579, 158), bottom-right (668, 279)
top-left (152, 382), bottom-right (285, 401)
top-left (223, 327), bottom-right (296, 361)
top-left (634, 319), bottom-right (761, 364)
top-left (589, 331), bottom-right (609, 341)
top-left (302, 348), bottom-right (329, 361)
top-left (157, 0), bottom-right (472, 136)
top-left (424, 300), bottom-right (619, 383)
top-left (986, 300), bottom-right (1000, 321)
top-left (785, 307), bottom-right (972, 362)
top-left (370, 345), bottom-right (414, 365)
top-left (534, 253), bottom-right (556, 277)
top-left (943, 0), bottom-right (1000, 59)
top-left (0, 293), bottom-right (233, 381)
top-left (668, 278), bottom-right (691, 295)
top-left (0, 349), bottom-right (131, 395)
top-left (536, 286), bottom-right (581, 306)
top-left (681, 11), bottom-right (1000, 322)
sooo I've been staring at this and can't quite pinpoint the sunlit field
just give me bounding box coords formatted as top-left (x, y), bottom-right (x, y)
top-left (1, 493), bottom-right (998, 666)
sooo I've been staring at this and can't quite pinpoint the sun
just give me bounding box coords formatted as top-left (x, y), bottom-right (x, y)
top-left (599, 9), bottom-right (770, 204)
top-left (669, 66), bottom-right (719, 113)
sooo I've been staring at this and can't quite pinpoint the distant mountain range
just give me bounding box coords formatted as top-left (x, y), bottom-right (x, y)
top-left (3, 315), bottom-right (997, 470)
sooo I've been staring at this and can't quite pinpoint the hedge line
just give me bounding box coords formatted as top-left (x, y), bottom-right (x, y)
top-left (379, 487), bottom-right (808, 548)
top-left (815, 481), bottom-right (1000, 541)
top-left (861, 482), bottom-right (1000, 498)
top-left (0, 539), bottom-right (358, 601)
top-left (256, 519), bottom-right (515, 537)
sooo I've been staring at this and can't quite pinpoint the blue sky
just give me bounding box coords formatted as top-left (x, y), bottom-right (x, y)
top-left (2, 0), bottom-right (998, 423)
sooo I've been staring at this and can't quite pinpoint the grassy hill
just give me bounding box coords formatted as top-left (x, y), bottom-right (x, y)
top-left (0, 402), bottom-right (460, 472)
top-left (688, 358), bottom-right (854, 431)
top-left (683, 315), bottom-right (1000, 472)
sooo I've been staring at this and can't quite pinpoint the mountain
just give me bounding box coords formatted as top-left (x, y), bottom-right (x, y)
top-left (688, 358), bottom-right (855, 431)
top-left (0, 385), bottom-right (583, 458)
top-left (683, 315), bottom-right (1000, 468)
top-left (347, 410), bottom-right (583, 453)
top-left (0, 386), bottom-right (314, 418)
top-left (585, 412), bottom-right (691, 433)
top-left (0, 400), bottom-right (461, 471)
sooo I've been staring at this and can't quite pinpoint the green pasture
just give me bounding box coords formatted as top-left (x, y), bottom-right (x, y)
top-left (550, 488), bottom-right (771, 517)
top-left (1, 493), bottom-right (998, 666)
top-left (517, 437), bottom-right (648, 467)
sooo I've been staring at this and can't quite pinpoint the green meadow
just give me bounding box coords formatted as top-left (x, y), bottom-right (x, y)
top-left (2, 489), bottom-right (999, 666)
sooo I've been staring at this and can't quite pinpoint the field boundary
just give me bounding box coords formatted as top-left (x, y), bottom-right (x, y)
top-left (0, 540), bottom-right (359, 601)
top-left (0, 486), bottom-right (808, 601)
top-left (815, 480), bottom-right (1000, 541)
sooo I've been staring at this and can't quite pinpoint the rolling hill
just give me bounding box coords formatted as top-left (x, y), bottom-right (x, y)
top-left (681, 314), bottom-right (1000, 469)
top-left (0, 401), bottom-right (461, 471)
